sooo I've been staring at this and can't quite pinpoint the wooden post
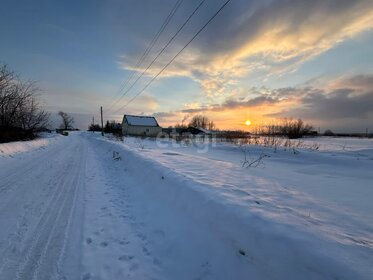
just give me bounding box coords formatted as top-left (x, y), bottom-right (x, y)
top-left (91, 116), bottom-right (94, 132)
top-left (100, 106), bottom-right (104, 136)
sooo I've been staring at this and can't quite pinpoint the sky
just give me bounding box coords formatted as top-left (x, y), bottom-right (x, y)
top-left (1, 0), bottom-right (372, 132)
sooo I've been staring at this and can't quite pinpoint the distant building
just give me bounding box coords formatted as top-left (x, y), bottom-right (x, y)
top-left (121, 115), bottom-right (162, 137)
top-left (188, 127), bottom-right (215, 136)
top-left (162, 126), bottom-right (215, 137)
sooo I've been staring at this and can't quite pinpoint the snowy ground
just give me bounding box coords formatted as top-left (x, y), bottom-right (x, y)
top-left (0, 132), bottom-right (372, 279)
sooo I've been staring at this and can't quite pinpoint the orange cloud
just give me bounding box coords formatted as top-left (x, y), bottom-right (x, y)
top-left (120, 0), bottom-right (373, 99)
top-left (153, 74), bottom-right (373, 131)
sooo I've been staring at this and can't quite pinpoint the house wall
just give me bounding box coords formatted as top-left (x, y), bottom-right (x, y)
top-left (122, 123), bottom-right (162, 137)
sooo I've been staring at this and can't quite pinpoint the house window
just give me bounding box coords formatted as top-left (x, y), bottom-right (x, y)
top-left (146, 128), bottom-right (149, 132)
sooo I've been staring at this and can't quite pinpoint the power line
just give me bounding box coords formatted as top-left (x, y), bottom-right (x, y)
top-left (118, 0), bottom-right (184, 94)
top-left (107, 0), bottom-right (183, 110)
top-left (114, 0), bottom-right (232, 113)
top-left (128, 0), bottom-right (184, 85)
top-left (108, 0), bottom-right (207, 113)
top-left (106, 0), bottom-right (184, 111)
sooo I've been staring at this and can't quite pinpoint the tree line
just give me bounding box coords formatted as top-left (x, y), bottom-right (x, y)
top-left (88, 120), bottom-right (121, 134)
top-left (173, 115), bottom-right (216, 130)
top-left (0, 64), bottom-right (49, 142)
top-left (255, 118), bottom-right (315, 139)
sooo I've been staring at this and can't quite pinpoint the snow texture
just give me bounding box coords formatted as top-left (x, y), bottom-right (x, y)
top-left (0, 132), bottom-right (372, 279)
top-left (0, 133), bottom-right (61, 157)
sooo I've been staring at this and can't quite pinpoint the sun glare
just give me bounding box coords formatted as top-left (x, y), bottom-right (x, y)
top-left (245, 119), bottom-right (251, 126)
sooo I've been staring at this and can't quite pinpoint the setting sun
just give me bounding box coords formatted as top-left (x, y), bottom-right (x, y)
top-left (245, 119), bottom-right (251, 126)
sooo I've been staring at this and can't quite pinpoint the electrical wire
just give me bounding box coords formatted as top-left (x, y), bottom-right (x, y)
top-left (114, 0), bottom-right (232, 113)
top-left (108, 0), bottom-right (207, 113)
top-left (106, 0), bottom-right (184, 111)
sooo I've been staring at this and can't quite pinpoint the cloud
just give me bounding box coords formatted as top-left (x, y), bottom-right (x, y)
top-left (105, 94), bottom-right (160, 121)
top-left (270, 83), bottom-right (373, 120)
top-left (120, 0), bottom-right (373, 96)
top-left (329, 74), bottom-right (373, 92)
top-left (153, 74), bottom-right (373, 130)
top-left (180, 94), bottom-right (280, 113)
top-left (152, 111), bottom-right (185, 127)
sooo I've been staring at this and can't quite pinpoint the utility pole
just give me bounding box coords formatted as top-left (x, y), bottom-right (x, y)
top-left (100, 106), bottom-right (104, 136)
top-left (91, 116), bottom-right (95, 133)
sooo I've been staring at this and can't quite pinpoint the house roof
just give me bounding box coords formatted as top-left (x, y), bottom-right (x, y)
top-left (124, 115), bottom-right (159, 127)
top-left (196, 127), bottom-right (212, 134)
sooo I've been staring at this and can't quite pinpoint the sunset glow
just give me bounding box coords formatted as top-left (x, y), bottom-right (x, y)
top-left (0, 0), bottom-right (372, 133)
top-left (1, 2), bottom-right (373, 278)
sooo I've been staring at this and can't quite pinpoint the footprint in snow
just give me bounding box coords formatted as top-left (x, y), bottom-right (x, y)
top-left (137, 232), bottom-right (146, 240)
top-left (118, 240), bottom-right (130, 246)
top-left (100, 241), bottom-right (109, 247)
top-left (86, 237), bottom-right (92, 245)
top-left (142, 246), bottom-right (151, 256)
top-left (118, 255), bottom-right (135, 262)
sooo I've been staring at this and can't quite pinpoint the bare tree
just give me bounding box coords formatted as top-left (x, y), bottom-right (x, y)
top-left (279, 118), bottom-right (313, 139)
top-left (188, 115), bottom-right (215, 130)
top-left (58, 111), bottom-right (74, 130)
top-left (208, 120), bottom-right (215, 130)
top-left (259, 118), bottom-right (313, 139)
top-left (1, 64), bottom-right (50, 142)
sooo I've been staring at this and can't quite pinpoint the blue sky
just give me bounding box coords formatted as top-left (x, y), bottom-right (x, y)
top-left (1, 0), bottom-right (372, 132)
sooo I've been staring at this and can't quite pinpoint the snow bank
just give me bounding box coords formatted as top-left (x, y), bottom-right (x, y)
top-left (122, 136), bottom-right (373, 220)
top-left (92, 134), bottom-right (372, 279)
top-left (0, 133), bottom-right (62, 157)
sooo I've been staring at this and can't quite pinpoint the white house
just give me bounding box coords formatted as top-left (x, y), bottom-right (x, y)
top-left (121, 115), bottom-right (162, 137)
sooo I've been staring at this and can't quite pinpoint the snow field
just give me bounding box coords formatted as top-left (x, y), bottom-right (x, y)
top-left (91, 134), bottom-right (372, 279)
top-left (1, 132), bottom-right (372, 279)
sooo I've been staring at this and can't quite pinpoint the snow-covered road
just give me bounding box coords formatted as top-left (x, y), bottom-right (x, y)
top-left (0, 134), bottom-right (86, 279)
top-left (0, 132), bottom-right (372, 280)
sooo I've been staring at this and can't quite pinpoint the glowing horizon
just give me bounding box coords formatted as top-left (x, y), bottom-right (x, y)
top-left (1, 0), bottom-right (372, 133)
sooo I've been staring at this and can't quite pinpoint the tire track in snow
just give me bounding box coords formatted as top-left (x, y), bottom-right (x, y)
top-left (16, 141), bottom-right (85, 280)
top-left (0, 135), bottom-right (86, 280)
top-left (0, 143), bottom-right (70, 274)
top-left (0, 138), bottom-right (66, 195)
